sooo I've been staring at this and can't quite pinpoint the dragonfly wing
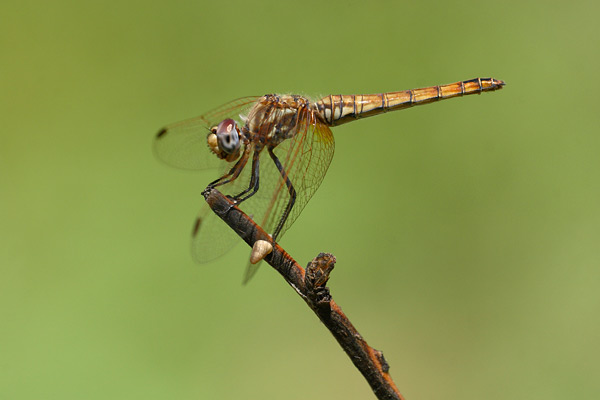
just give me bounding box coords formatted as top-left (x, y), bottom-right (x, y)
top-left (160, 99), bottom-right (334, 281)
top-left (260, 107), bottom-right (335, 238)
top-left (190, 163), bottom-right (267, 264)
top-left (242, 260), bottom-right (262, 285)
top-left (154, 97), bottom-right (260, 170)
top-left (190, 203), bottom-right (242, 263)
top-left (237, 107), bottom-right (336, 283)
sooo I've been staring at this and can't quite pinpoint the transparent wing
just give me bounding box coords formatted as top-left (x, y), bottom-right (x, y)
top-left (153, 97), bottom-right (260, 170)
top-left (263, 110), bottom-right (335, 236)
top-left (160, 98), bottom-right (334, 279)
top-left (155, 97), bottom-right (260, 263)
top-left (237, 107), bottom-right (336, 283)
top-left (189, 160), bottom-right (262, 264)
top-left (190, 203), bottom-right (242, 263)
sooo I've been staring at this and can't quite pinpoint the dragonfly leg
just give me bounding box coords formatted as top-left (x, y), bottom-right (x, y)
top-left (268, 146), bottom-right (296, 241)
top-left (232, 150), bottom-right (261, 203)
top-left (208, 145), bottom-right (251, 189)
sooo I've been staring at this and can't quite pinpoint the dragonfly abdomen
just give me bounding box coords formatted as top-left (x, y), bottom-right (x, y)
top-left (316, 77), bottom-right (505, 126)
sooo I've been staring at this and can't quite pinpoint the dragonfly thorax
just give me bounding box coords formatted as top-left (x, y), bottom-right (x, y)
top-left (244, 94), bottom-right (311, 145)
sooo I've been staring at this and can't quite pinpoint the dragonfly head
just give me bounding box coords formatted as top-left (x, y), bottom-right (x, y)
top-left (207, 118), bottom-right (242, 162)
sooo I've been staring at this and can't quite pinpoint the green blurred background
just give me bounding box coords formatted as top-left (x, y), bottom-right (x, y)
top-left (2, 0), bottom-right (599, 399)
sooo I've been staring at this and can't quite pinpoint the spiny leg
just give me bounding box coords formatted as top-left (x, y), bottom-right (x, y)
top-left (232, 150), bottom-right (261, 204)
top-left (268, 146), bottom-right (296, 241)
top-left (208, 145), bottom-right (250, 189)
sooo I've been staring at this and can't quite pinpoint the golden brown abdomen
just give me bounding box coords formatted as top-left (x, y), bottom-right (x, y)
top-left (316, 78), bottom-right (505, 126)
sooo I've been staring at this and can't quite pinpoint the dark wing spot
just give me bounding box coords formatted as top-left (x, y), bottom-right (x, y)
top-left (192, 217), bottom-right (202, 237)
top-left (156, 128), bottom-right (168, 139)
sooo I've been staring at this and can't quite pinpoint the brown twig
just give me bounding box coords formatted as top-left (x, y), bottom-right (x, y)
top-left (203, 188), bottom-right (405, 400)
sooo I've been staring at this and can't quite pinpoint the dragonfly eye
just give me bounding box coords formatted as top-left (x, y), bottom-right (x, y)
top-left (216, 118), bottom-right (240, 154)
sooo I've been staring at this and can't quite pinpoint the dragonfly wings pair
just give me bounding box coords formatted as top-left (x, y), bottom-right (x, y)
top-left (154, 95), bottom-right (335, 282)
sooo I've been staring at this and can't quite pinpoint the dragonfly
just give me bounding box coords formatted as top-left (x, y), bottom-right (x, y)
top-left (155, 77), bottom-right (505, 282)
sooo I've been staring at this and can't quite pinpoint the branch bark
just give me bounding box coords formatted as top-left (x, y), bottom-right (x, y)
top-left (203, 188), bottom-right (405, 400)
